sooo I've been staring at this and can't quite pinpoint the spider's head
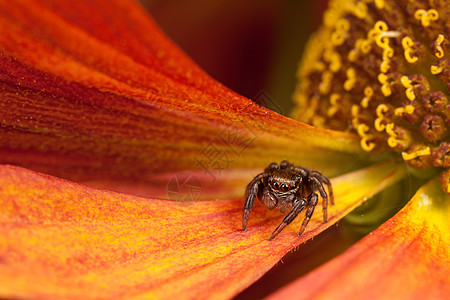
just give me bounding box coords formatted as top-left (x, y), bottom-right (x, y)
top-left (267, 170), bottom-right (302, 194)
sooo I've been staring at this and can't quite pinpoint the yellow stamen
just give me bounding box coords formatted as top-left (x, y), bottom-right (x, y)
top-left (401, 36), bottom-right (414, 49)
top-left (431, 64), bottom-right (443, 75)
top-left (385, 123), bottom-right (411, 149)
top-left (302, 96), bottom-right (319, 123)
top-left (385, 123), bottom-right (396, 137)
top-left (374, 104), bottom-right (388, 131)
top-left (394, 105), bottom-right (415, 116)
top-left (292, 0), bottom-right (449, 193)
top-left (312, 116), bottom-right (325, 127)
top-left (406, 89), bottom-right (415, 101)
top-left (400, 76), bottom-right (415, 100)
top-left (374, 20), bottom-right (388, 32)
top-left (324, 50), bottom-right (341, 72)
top-left (414, 9), bottom-right (439, 27)
top-left (383, 47), bottom-right (394, 58)
top-left (387, 137), bottom-right (398, 147)
top-left (348, 49), bottom-right (358, 62)
top-left (380, 46), bottom-right (394, 73)
top-left (375, 35), bottom-right (389, 48)
top-left (351, 104), bottom-right (359, 118)
top-left (404, 50), bottom-right (419, 63)
top-left (369, 21), bottom-right (393, 51)
top-left (402, 147), bottom-right (431, 160)
top-left (357, 123), bottom-right (370, 136)
top-left (380, 57), bottom-right (390, 73)
top-left (359, 39), bottom-right (372, 54)
top-left (351, 104), bottom-right (360, 129)
top-left (378, 73), bottom-right (391, 96)
top-left (331, 31), bottom-right (346, 46)
top-left (353, 2), bottom-right (368, 19)
top-left (434, 34), bottom-right (444, 58)
top-left (331, 19), bottom-right (350, 46)
top-left (357, 123), bottom-right (376, 151)
top-left (400, 76), bottom-right (411, 88)
top-left (401, 37), bottom-right (419, 63)
top-left (361, 86), bottom-right (373, 108)
top-left (376, 104), bottom-right (388, 117)
top-left (344, 68), bottom-right (356, 91)
top-left (336, 18), bottom-right (350, 31)
top-left (327, 93), bottom-right (341, 116)
top-left (319, 71), bottom-right (333, 94)
top-left (381, 85), bottom-right (391, 97)
top-left (374, 118), bottom-right (386, 131)
top-left (374, 0), bottom-right (384, 9)
top-left (364, 0), bottom-right (385, 9)
top-left (361, 137), bottom-right (376, 151)
top-left (367, 28), bottom-right (378, 41)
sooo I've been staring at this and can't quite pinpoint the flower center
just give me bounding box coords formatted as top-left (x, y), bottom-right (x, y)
top-left (293, 0), bottom-right (449, 193)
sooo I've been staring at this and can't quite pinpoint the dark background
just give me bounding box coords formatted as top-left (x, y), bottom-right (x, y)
top-left (141, 0), bottom-right (328, 116)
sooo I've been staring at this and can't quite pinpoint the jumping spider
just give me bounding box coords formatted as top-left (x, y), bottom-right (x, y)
top-left (242, 160), bottom-right (334, 240)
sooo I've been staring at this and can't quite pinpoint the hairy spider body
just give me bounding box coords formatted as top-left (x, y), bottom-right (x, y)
top-left (242, 160), bottom-right (334, 240)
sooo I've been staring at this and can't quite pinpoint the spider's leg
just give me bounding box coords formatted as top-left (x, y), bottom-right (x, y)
top-left (261, 186), bottom-right (277, 210)
top-left (298, 193), bottom-right (319, 236)
top-left (242, 173), bottom-right (265, 231)
top-left (280, 160), bottom-right (293, 169)
top-left (311, 176), bottom-right (330, 222)
top-left (292, 166), bottom-right (309, 178)
top-left (311, 171), bottom-right (334, 205)
top-left (269, 197), bottom-right (307, 240)
top-left (264, 162), bottom-right (279, 173)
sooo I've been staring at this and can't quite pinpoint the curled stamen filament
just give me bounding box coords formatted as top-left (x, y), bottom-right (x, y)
top-left (414, 9), bottom-right (439, 27)
top-left (374, 104), bottom-right (389, 131)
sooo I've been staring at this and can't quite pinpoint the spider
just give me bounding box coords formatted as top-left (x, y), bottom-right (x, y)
top-left (242, 160), bottom-right (334, 240)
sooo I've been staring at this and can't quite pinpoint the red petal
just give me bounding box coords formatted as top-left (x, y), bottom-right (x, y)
top-left (0, 162), bottom-right (404, 298)
top-left (0, 0), bottom-right (366, 193)
top-left (268, 178), bottom-right (450, 299)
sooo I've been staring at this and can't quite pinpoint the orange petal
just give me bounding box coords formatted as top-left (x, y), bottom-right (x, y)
top-left (0, 0), bottom-right (367, 190)
top-left (0, 162), bottom-right (404, 299)
top-left (268, 178), bottom-right (450, 300)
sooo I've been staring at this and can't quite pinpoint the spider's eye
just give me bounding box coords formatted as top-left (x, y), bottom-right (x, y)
top-left (280, 183), bottom-right (289, 192)
top-left (272, 182), bottom-right (279, 189)
top-left (293, 176), bottom-right (302, 185)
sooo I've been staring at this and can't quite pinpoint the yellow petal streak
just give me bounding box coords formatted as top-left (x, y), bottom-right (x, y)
top-left (268, 178), bottom-right (450, 299)
top-left (0, 162), bottom-right (404, 299)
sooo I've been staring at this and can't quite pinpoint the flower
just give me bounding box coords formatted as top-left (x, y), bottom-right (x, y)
top-left (0, 0), bottom-right (448, 299)
top-left (282, 0), bottom-right (450, 298)
top-left (293, 0), bottom-right (449, 193)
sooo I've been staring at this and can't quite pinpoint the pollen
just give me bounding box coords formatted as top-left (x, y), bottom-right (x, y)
top-left (293, 0), bottom-right (450, 193)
